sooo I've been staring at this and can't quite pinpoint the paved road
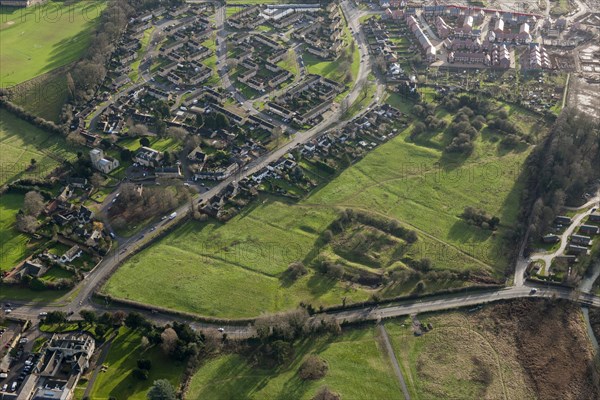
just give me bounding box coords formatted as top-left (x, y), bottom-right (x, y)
top-left (328, 285), bottom-right (600, 324)
top-left (530, 195), bottom-right (599, 274)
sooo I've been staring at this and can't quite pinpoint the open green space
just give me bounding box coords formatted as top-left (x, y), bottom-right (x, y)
top-left (104, 92), bottom-right (537, 317)
top-left (104, 202), bottom-right (371, 318)
top-left (8, 70), bottom-right (68, 122)
top-left (304, 35), bottom-right (360, 95)
top-left (129, 26), bottom-right (155, 83)
top-left (87, 327), bottom-right (186, 400)
top-left (187, 327), bottom-right (401, 399)
top-left (0, 192), bottom-right (29, 270)
top-left (0, 109), bottom-right (80, 186)
top-left (0, 0), bottom-right (106, 85)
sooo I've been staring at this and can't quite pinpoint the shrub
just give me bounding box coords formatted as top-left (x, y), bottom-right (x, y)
top-left (132, 368), bottom-right (149, 380)
top-left (299, 355), bottom-right (329, 380)
top-left (312, 386), bottom-right (341, 400)
top-left (287, 261), bottom-right (308, 280)
top-left (325, 263), bottom-right (345, 280)
top-left (137, 359), bottom-right (152, 371)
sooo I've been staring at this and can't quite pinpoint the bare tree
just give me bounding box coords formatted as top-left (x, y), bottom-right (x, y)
top-left (167, 126), bottom-right (188, 141)
top-left (23, 191), bottom-right (45, 217)
top-left (91, 173), bottom-right (104, 188)
top-left (15, 214), bottom-right (38, 233)
top-left (160, 328), bottom-right (178, 355)
top-left (129, 124), bottom-right (150, 138)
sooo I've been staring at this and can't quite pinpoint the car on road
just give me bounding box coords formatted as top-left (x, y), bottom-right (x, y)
top-left (39, 312), bottom-right (47, 317)
top-left (4, 309), bottom-right (11, 314)
top-left (530, 288), bottom-right (538, 295)
top-left (217, 327), bottom-right (224, 332)
top-left (109, 232), bottom-right (116, 239)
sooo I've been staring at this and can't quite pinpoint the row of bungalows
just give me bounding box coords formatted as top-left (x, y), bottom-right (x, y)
top-left (270, 70), bottom-right (293, 88)
top-left (208, 105), bottom-right (245, 125)
top-left (158, 61), bottom-right (179, 77)
top-left (160, 40), bottom-right (187, 56)
top-left (253, 33), bottom-right (285, 50)
top-left (188, 41), bottom-right (213, 59)
top-left (166, 64), bottom-right (212, 87)
top-left (248, 114), bottom-right (276, 132)
top-left (406, 15), bottom-right (437, 62)
top-left (267, 102), bottom-right (296, 120)
top-left (146, 86), bottom-right (172, 101)
top-left (229, 5), bottom-right (264, 30)
top-left (267, 48), bottom-right (288, 64)
top-left (579, 224), bottom-right (600, 235)
top-left (272, 11), bottom-right (304, 29)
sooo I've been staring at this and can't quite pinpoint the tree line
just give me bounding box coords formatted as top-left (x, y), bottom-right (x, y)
top-left (521, 108), bottom-right (600, 248)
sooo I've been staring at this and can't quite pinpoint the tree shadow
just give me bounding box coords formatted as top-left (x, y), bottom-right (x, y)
top-left (447, 219), bottom-right (494, 243)
top-left (306, 273), bottom-right (336, 297)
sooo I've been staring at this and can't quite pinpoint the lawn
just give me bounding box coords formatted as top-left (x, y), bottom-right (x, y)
top-left (0, 0), bottom-right (106, 85)
top-left (104, 202), bottom-right (371, 318)
top-left (7, 69), bottom-right (68, 121)
top-left (87, 327), bottom-right (186, 400)
top-left (129, 26), bottom-right (155, 82)
top-left (0, 109), bottom-right (80, 186)
top-left (0, 192), bottom-right (31, 271)
top-left (304, 24), bottom-right (360, 99)
top-left (186, 327), bottom-right (401, 400)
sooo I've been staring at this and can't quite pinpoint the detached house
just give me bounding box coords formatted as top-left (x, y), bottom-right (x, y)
top-left (134, 146), bottom-right (163, 167)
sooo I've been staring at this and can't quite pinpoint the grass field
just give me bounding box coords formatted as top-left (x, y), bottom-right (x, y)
top-left (0, 1), bottom-right (106, 85)
top-left (8, 69), bottom-right (68, 121)
top-left (0, 109), bottom-right (79, 186)
top-left (304, 41), bottom-right (360, 93)
top-left (104, 91), bottom-right (533, 317)
top-left (0, 109), bottom-right (82, 270)
top-left (186, 327), bottom-right (401, 400)
top-left (0, 192), bottom-right (29, 270)
top-left (129, 26), bottom-right (155, 83)
top-left (87, 327), bottom-right (186, 400)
